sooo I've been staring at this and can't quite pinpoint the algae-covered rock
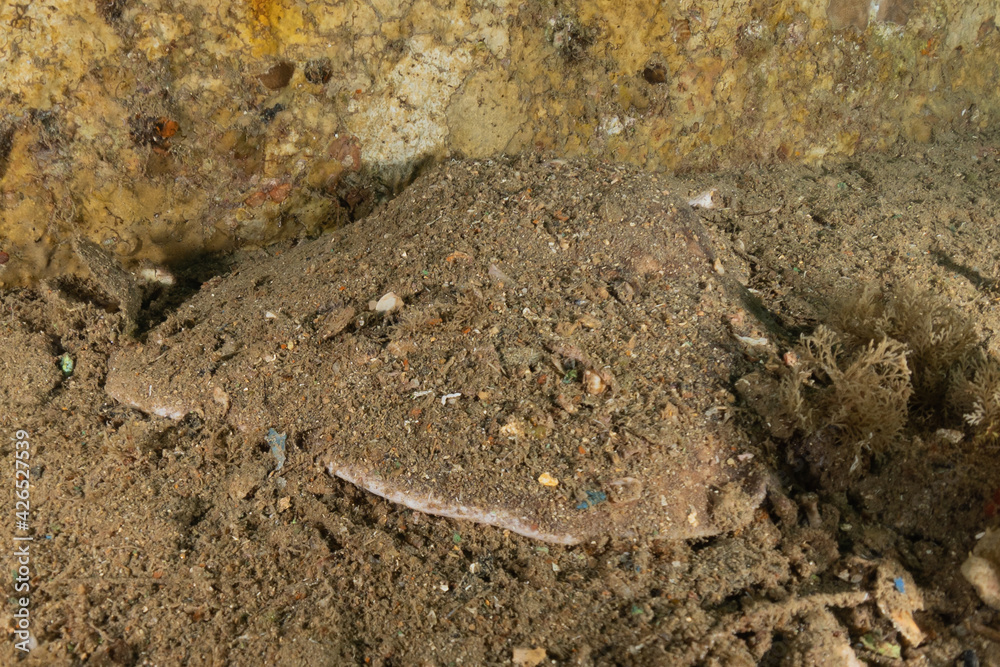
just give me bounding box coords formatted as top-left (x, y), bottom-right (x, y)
top-left (963, 529), bottom-right (1000, 610)
top-left (2, 1), bottom-right (1000, 284)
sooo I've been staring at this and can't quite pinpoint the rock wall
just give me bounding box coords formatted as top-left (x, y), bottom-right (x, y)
top-left (0, 0), bottom-right (997, 283)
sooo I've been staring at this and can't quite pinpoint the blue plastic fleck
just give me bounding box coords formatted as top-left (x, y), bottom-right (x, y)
top-left (266, 428), bottom-right (288, 471)
top-left (576, 490), bottom-right (607, 510)
top-left (894, 576), bottom-right (905, 594)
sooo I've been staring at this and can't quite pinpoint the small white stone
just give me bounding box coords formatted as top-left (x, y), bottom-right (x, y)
top-left (601, 115), bottom-right (624, 136)
top-left (375, 291), bottom-right (403, 313)
top-left (139, 265), bottom-right (176, 285)
top-left (583, 369), bottom-right (606, 395)
top-left (688, 189), bottom-right (722, 209)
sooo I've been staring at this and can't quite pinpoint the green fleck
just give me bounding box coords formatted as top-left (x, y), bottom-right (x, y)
top-left (452, 532), bottom-right (462, 544)
top-left (562, 368), bottom-right (578, 384)
top-left (59, 353), bottom-right (74, 375)
top-left (631, 605), bottom-right (644, 615)
top-left (860, 634), bottom-right (901, 659)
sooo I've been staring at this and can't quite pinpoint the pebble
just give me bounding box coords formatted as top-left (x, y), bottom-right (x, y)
top-left (512, 647), bottom-right (547, 667)
top-left (375, 291), bottom-right (403, 313)
top-left (687, 189), bottom-right (722, 209)
top-left (538, 472), bottom-right (559, 487)
top-left (584, 369), bottom-right (606, 395)
top-left (962, 529), bottom-right (1000, 609)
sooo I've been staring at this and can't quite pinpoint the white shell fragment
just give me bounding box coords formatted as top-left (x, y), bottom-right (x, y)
top-left (735, 335), bottom-right (769, 347)
top-left (138, 264), bottom-right (176, 286)
top-left (375, 291), bottom-right (403, 313)
top-left (688, 189), bottom-right (723, 209)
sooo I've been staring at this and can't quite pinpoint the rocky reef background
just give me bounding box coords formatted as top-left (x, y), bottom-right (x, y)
top-left (0, 0), bottom-right (998, 284)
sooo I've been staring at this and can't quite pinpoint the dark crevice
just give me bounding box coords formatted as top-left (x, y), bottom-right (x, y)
top-left (0, 123), bottom-right (15, 181)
